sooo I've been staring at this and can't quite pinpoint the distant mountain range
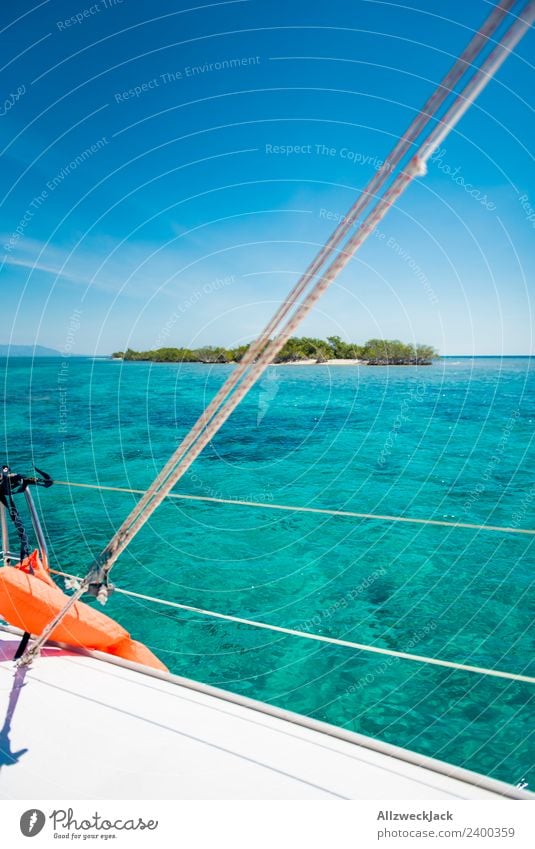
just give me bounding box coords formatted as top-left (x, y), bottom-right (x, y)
top-left (0, 345), bottom-right (61, 356)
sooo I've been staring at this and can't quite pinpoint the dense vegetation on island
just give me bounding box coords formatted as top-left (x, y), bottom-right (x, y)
top-left (113, 337), bottom-right (438, 365)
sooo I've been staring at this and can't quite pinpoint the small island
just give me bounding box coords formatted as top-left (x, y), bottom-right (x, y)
top-left (112, 337), bottom-right (438, 366)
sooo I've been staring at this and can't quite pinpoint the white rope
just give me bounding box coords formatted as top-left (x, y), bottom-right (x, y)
top-left (96, 1), bottom-right (535, 577)
top-left (101, 0), bottom-right (516, 560)
top-left (18, 1), bottom-right (535, 665)
top-left (420, 1), bottom-right (535, 164)
top-left (54, 480), bottom-right (535, 536)
top-left (47, 567), bottom-right (535, 685)
top-left (93, 0), bottom-right (522, 569)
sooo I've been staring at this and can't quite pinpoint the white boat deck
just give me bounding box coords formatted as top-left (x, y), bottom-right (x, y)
top-left (0, 624), bottom-right (530, 800)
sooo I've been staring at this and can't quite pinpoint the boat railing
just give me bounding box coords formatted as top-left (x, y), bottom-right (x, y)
top-left (23, 488), bottom-right (49, 567)
top-left (0, 490), bottom-right (48, 568)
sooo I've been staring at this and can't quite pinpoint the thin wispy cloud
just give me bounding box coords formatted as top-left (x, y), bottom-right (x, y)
top-left (2, 254), bottom-right (88, 286)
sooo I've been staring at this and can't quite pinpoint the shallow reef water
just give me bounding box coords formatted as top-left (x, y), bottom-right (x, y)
top-left (1, 355), bottom-right (533, 786)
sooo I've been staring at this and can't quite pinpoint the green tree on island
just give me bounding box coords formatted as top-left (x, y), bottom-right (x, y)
top-left (113, 338), bottom-right (438, 365)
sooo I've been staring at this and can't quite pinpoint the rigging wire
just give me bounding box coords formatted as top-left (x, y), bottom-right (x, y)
top-left (17, 0), bottom-right (535, 665)
top-left (95, 1), bottom-right (535, 580)
top-left (97, 0), bottom-right (519, 570)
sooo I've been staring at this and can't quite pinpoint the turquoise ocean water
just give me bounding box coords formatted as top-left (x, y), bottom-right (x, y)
top-left (1, 355), bottom-right (533, 786)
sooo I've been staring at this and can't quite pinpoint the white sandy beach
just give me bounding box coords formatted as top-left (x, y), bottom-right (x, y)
top-left (270, 359), bottom-right (365, 366)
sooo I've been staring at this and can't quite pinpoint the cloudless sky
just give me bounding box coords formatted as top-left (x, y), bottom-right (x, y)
top-left (1, 0), bottom-right (534, 355)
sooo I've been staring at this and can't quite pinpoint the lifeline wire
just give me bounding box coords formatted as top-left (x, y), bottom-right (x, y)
top-left (95, 0), bottom-right (520, 571)
top-left (98, 0), bottom-right (516, 549)
top-left (48, 567), bottom-right (535, 685)
top-left (95, 1), bottom-right (535, 579)
top-left (18, 1), bottom-right (535, 665)
top-left (54, 480), bottom-right (535, 537)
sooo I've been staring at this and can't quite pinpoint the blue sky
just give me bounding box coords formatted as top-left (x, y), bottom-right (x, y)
top-left (1, 0), bottom-right (533, 355)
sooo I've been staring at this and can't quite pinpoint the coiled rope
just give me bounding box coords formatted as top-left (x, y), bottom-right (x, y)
top-left (18, 0), bottom-right (535, 665)
top-left (47, 567), bottom-right (535, 685)
top-left (54, 480), bottom-right (535, 537)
